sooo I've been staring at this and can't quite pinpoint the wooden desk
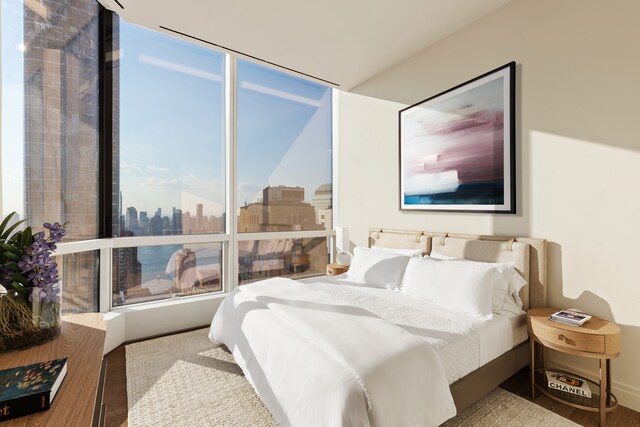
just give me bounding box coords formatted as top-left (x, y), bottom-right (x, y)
top-left (0, 313), bottom-right (107, 427)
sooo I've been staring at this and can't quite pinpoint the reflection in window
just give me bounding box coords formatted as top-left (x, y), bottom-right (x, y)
top-left (237, 60), bottom-right (333, 233)
top-left (2, 0), bottom-right (100, 314)
top-left (111, 19), bottom-right (227, 306)
top-left (112, 243), bottom-right (223, 307)
top-left (2, 0), bottom-right (100, 241)
top-left (239, 237), bottom-right (328, 285)
top-left (54, 251), bottom-right (100, 315)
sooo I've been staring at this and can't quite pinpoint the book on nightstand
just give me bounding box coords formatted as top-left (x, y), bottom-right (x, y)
top-left (546, 370), bottom-right (592, 398)
top-left (548, 309), bottom-right (592, 326)
top-left (0, 357), bottom-right (68, 422)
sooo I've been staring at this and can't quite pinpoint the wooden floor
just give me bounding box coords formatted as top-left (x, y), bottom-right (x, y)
top-left (500, 369), bottom-right (640, 427)
top-left (104, 345), bottom-right (128, 427)
top-left (104, 344), bottom-right (640, 427)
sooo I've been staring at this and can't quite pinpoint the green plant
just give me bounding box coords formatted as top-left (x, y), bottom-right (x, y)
top-left (0, 212), bottom-right (65, 300)
top-left (0, 212), bottom-right (65, 349)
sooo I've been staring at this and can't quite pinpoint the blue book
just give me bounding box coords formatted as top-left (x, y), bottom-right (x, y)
top-left (0, 357), bottom-right (68, 422)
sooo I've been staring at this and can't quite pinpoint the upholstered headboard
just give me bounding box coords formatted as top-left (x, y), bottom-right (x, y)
top-left (368, 229), bottom-right (547, 309)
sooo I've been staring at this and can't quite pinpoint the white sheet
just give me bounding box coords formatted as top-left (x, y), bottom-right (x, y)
top-left (300, 275), bottom-right (527, 384)
top-left (209, 277), bottom-right (456, 427)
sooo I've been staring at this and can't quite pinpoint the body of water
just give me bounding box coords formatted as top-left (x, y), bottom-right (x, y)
top-left (137, 244), bottom-right (221, 284)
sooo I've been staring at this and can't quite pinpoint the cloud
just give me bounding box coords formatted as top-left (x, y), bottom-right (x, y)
top-left (121, 161), bottom-right (140, 171)
top-left (181, 174), bottom-right (222, 190)
top-left (146, 165), bottom-right (169, 173)
top-left (139, 174), bottom-right (224, 193)
top-left (140, 177), bottom-right (179, 188)
top-left (238, 182), bottom-right (264, 193)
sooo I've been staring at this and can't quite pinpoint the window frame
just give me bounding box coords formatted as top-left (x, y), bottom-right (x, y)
top-left (49, 8), bottom-right (337, 312)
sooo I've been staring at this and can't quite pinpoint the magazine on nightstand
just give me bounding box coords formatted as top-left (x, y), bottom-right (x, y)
top-left (548, 309), bottom-right (592, 326)
top-left (546, 371), bottom-right (592, 398)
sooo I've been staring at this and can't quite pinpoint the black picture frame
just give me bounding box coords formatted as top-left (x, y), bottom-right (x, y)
top-left (399, 62), bottom-right (516, 213)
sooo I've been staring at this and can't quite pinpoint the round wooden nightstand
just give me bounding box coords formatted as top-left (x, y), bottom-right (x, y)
top-left (528, 307), bottom-right (621, 426)
top-left (326, 263), bottom-right (349, 276)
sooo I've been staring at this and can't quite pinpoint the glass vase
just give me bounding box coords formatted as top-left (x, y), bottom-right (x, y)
top-left (0, 284), bottom-right (61, 352)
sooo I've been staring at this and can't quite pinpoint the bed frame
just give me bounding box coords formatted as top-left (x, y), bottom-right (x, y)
top-left (368, 228), bottom-right (547, 411)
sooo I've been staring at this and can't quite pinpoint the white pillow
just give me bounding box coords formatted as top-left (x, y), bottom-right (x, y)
top-left (493, 263), bottom-right (527, 313)
top-left (401, 257), bottom-right (496, 319)
top-left (345, 247), bottom-right (411, 289)
top-left (427, 251), bottom-right (458, 260)
top-left (501, 273), bottom-right (527, 314)
top-left (462, 260), bottom-right (522, 313)
top-left (425, 254), bottom-right (527, 313)
top-left (372, 245), bottom-right (423, 257)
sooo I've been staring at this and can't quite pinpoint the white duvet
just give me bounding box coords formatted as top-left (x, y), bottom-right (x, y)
top-left (304, 276), bottom-right (520, 385)
top-left (209, 277), bottom-right (456, 427)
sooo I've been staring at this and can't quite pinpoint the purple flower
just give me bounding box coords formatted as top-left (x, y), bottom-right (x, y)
top-left (44, 222), bottom-right (66, 244)
top-left (13, 220), bottom-right (66, 303)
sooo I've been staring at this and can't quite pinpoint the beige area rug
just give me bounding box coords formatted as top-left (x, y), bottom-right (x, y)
top-left (126, 329), bottom-right (579, 427)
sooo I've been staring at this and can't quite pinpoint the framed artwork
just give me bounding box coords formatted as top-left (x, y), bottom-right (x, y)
top-left (399, 62), bottom-right (516, 213)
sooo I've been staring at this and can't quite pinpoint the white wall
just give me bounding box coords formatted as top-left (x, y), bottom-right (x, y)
top-left (338, 0), bottom-right (640, 411)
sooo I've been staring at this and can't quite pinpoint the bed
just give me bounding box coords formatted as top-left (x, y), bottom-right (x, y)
top-left (209, 229), bottom-right (547, 426)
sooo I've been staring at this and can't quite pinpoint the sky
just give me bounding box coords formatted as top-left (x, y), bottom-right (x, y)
top-left (119, 19), bottom-right (332, 218)
top-left (1, 0), bottom-right (25, 217)
top-left (1, 7), bottom-right (332, 220)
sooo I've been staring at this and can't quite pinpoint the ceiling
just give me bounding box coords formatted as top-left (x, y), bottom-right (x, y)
top-left (98, 0), bottom-right (511, 90)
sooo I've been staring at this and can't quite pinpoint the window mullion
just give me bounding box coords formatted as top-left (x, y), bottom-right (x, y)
top-left (226, 54), bottom-right (238, 292)
top-left (100, 247), bottom-right (112, 312)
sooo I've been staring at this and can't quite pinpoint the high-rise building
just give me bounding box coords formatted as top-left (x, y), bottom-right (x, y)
top-left (173, 208), bottom-right (183, 234)
top-left (182, 211), bottom-right (192, 234)
top-left (126, 207), bottom-right (139, 230)
top-left (310, 184), bottom-right (332, 230)
top-left (310, 184), bottom-right (332, 210)
top-left (23, 0), bottom-right (99, 240)
top-left (263, 185), bottom-right (304, 204)
top-left (21, 0), bottom-right (100, 314)
top-left (139, 211), bottom-right (149, 234)
top-left (238, 185), bottom-right (321, 233)
top-left (149, 213), bottom-right (162, 235)
top-left (162, 216), bottom-right (171, 234)
top-left (196, 203), bottom-right (204, 230)
top-left (112, 230), bottom-right (142, 305)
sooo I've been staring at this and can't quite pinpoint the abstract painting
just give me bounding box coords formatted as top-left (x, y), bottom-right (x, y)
top-left (399, 62), bottom-right (515, 213)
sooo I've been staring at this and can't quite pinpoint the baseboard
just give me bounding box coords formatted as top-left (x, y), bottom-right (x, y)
top-left (547, 360), bottom-right (640, 412)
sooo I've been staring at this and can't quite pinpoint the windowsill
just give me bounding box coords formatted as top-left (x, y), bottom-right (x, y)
top-left (103, 291), bottom-right (228, 353)
top-left (110, 291), bottom-right (228, 313)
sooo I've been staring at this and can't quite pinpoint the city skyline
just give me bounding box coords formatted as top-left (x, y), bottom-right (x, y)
top-left (113, 182), bottom-right (331, 306)
top-left (120, 182), bottom-right (332, 237)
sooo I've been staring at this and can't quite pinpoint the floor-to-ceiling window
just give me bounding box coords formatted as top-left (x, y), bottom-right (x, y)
top-left (111, 18), bottom-right (226, 306)
top-left (237, 60), bottom-right (332, 284)
top-left (1, 2), bottom-right (334, 312)
top-left (1, 0), bottom-right (100, 314)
